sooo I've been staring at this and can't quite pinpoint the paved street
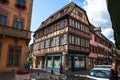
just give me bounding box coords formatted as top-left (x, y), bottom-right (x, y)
top-left (1, 69), bottom-right (120, 80)
top-left (0, 69), bottom-right (89, 80)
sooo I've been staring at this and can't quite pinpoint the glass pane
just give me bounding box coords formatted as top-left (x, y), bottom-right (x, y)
top-left (17, 0), bottom-right (21, 3)
top-left (74, 57), bottom-right (85, 68)
top-left (54, 56), bottom-right (60, 68)
top-left (60, 21), bottom-right (64, 29)
top-left (18, 22), bottom-right (23, 29)
top-left (47, 56), bottom-right (52, 67)
top-left (68, 57), bottom-right (72, 68)
top-left (22, 0), bottom-right (25, 5)
top-left (13, 20), bottom-right (17, 27)
top-left (13, 55), bottom-right (19, 65)
top-left (1, 16), bottom-right (7, 25)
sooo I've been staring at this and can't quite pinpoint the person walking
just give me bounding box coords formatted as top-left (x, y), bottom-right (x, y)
top-left (24, 60), bottom-right (30, 70)
top-left (109, 62), bottom-right (118, 80)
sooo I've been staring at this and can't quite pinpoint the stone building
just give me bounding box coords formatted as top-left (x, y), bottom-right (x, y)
top-left (0, 0), bottom-right (33, 71)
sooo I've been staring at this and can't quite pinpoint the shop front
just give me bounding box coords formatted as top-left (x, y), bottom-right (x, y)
top-left (67, 53), bottom-right (86, 72)
top-left (45, 52), bottom-right (62, 72)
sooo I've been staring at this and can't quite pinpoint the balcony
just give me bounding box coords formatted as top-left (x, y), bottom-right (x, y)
top-left (0, 24), bottom-right (31, 40)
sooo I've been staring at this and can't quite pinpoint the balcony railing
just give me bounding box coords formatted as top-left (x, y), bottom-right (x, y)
top-left (0, 24), bottom-right (31, 39)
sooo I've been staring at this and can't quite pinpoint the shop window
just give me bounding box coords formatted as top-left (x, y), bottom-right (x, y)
top-left (54, 56), bottom-right (60, 68)
top-left (0, 14), bottom-right (7, 25)
top-left (47, 56), bottom-right (52, 68)
top-left (68, 57), bottom-right (72, 68)
top-left (74, 57), bottom-right (85, 68)
top-left (13, 19), bottom-right (23, 29)
top-left (7, 45), bottom-right (21, 66)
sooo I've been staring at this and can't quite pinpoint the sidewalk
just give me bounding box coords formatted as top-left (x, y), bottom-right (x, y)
top-left (0, 71), bottom-right (15, 80)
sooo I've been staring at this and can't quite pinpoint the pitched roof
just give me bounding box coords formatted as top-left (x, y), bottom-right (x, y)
top-left (35, 2), bottom-right (89, 32)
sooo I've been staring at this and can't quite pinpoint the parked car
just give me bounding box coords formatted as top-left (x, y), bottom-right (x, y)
top-left (87, 65), bottom-right (111, 80)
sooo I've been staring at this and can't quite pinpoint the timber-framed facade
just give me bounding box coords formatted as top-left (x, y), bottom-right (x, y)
top-left (33, 2), bottom-right (90, 73)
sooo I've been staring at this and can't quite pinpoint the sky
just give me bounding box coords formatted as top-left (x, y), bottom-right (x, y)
top-left (30, 0), bottom-right (114, 44)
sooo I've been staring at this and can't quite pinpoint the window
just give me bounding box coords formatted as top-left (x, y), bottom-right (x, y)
top-left (45, 39), bottom-right (50, 48)
top-left (51, 26), bottom-right (54, 32)
top-left (75, 37), bottom-right (78, 45)
top-left (7, 45), bottom-right (21, 66)
top-left (59, 20), bottom-right (64, 29)
top-left (16, 0), bottom-right (26, 5)
top-left (13, 19), bottom-right (23, 29)
top-left (59, 35), bottom-right (64, 45)
top-left (0, 15), bottom-right (7, 25)
top-left (50, 38), bottom-right (55, 47)
top-left (78, 12), bottom-right (82, 17)
top-left (69, 19), bottom-right (72, 26)
top-left (59, 34), bottom-right (67, 45)
top-left (75, 22), bottom-right (78, 28)
top-left (74, 57), bottom-right (85, 68)
top-left (54, 56), bottom-right (60, 68)
top-left (44, 28), bottom-right (48, 35)
top-left (47, 56), bottom-right (52, 68)
top-left (60, 10), bottom-right (64, 16)
top-left (78, 23), bottom-right (80, 29)
top-left (16, 0), bottom-right (26, 10)
top-left (55, 37), bottom-right (59, 46)
top-left (78, 37), bottom-right (80, 46)
top-left (69, 35), bottom-right (74, 44)
top-left (71, 35), bottom-right (74, 44)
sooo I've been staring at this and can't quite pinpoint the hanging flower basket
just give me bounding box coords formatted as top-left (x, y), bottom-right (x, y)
top-left (0, 0), bottom-right (9, 4)
top-left (15, 69), bottom-right (30, 80)
top-left (21, 5), bottom-right (27, 10)
top-left (15, 3), bottom-right (22, 9)
top-left (16, 69), bottom-right (30, 74)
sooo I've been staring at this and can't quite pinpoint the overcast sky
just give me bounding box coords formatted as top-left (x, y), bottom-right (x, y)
top-left (30, 0), bottom-right (114, 44)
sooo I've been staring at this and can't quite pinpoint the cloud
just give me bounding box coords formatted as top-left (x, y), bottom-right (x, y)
top-left (69, 0), bottom-right (72, 3)
top-left (82, 0), bottom-right (114, 43)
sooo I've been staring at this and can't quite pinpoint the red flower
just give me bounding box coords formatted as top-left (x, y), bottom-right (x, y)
top-left (16, 69), bottom-right (30, 74)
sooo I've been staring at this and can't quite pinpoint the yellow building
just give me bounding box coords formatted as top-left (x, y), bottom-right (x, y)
top-left (0, 0), bottom-right (33, 71)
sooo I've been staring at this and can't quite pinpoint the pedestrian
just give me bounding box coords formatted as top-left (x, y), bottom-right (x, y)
top-left (109, 62), bottom-right (118, 80)
top-left (24, 60), bottom-right (30, 70)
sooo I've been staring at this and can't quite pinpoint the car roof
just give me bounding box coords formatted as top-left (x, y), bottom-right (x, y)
top-left (92, 68), bottom-right (111, 70)
top-left (91, 65), bottom-right (111, 70)
top-left (94, 65), bottom-right (111, 68)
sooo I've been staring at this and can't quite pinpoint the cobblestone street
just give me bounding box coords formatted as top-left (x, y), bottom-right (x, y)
top-left (0, 69), bottom-right (88, 80)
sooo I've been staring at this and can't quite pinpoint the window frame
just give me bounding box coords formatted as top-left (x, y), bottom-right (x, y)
top-left (7, 45), bottom-right (22, 67)
top-left (13, 18), bottom-right (24, 29)
top-left (0, 14), bottom-right (7, 25)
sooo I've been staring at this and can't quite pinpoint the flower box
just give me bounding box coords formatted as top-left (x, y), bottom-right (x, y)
top-left (15, 69), bottom-right (30, 80)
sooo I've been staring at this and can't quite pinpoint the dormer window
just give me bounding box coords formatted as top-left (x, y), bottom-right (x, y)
top-left (15, 0), bottom-right (26, 10)
top-left (78, 12), bottom-right (82, 17)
